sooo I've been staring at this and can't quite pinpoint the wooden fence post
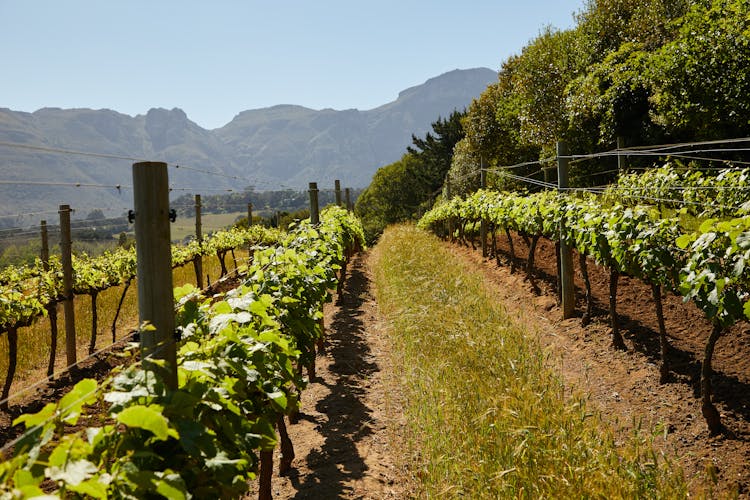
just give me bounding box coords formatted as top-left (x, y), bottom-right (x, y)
top-left (617, 136), bottom-right (626, 174)
top-left (247, 202), bottom-right (254, 260)
top-left (59, 205), bottom-right (77, 369)
top-left (309, 182), bottom-right (320, 225)
top-left (40, 220), bottom-right (49, 267)
top-left (132, 162), bottom-right (178, 389)
top-left (557, 141), bottom-right (576, 319)
top-left (345, 188), bottom-right (352, 211)
top-left (334, 179), bottom-right (342, 207)
top-left (446, 179), bottom-right (454, 241)
top-left (41, 220), bottom-right (59, 377)
top-left (194, 194), bottom-right (203, 289)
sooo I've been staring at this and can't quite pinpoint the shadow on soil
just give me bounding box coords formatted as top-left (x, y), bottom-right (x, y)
top-left (287, 256), bottom-right (380, 498)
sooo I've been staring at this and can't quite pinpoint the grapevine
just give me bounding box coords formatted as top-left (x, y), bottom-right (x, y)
top-left (0, 206), bottom-right (365, 498)
top-left (419, 189), bottom-right (750, 433)
top-left (0, 225), bottom-right (284, 334)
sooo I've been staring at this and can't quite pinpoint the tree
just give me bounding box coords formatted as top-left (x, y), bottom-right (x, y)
top-left (649, 0), bottom-right (750, 140)
top-left (575, 0), bottom-right (692, 57)
top-left (407, 110), bottom-right (466, 193)
top-left (355, 111), bottom-right (468, 242)
top-left (512, 27), bottom-right (588, 149)
top-left (355, 154), bottom-right (425, 242)
top-left (445, 138), bottom-right (481, 199)
top-left (565, 42), bottom-right (664, 149)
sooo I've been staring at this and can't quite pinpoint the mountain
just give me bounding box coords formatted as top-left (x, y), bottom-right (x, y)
top-left (0, 67), bottom-right (497, 225)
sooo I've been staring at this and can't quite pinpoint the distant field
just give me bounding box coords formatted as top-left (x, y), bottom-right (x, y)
top-left (170, 211), bottom-right (244, 241)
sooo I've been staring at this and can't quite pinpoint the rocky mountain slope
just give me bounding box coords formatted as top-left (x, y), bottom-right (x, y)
top-left (0, 67), bottom-right (497, 224)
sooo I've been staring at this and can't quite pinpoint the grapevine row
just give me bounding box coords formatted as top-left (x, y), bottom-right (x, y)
top-left (0, 225), bottom-right (284, 333)
top-left (419, 189), bottom-right (750, 434)
top-left (0, 206), bottom-right (365, 498)
top-left (608, 162), bottom-right (750, 218)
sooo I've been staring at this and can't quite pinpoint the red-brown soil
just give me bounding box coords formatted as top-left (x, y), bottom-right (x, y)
top-left (244, 252), bottom-right (412, 499)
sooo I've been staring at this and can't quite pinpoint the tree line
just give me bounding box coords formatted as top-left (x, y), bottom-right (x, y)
top-left (355, 0), bottom-right (750, 241)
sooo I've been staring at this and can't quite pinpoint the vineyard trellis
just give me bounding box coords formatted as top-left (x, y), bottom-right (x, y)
top-left (422, 136), bottom-right (750, 435)
top-left (0, 204), bottom-right (364, 498)
top-left (0, 165), bottom-right (362, 500)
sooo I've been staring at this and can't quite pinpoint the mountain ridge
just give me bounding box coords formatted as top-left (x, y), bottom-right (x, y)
top-left (0, 67), bottom-right (497, 225)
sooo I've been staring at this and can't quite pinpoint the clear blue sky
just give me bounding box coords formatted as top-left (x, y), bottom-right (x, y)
top-left (0, 1), bottom-right (583, 130)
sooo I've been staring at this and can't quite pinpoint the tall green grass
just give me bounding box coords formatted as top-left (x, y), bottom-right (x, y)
top-left (371, 224), bottom-right (687, 499)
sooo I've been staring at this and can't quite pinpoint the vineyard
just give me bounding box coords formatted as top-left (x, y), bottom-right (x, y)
top-left (0, 205), bottom-right (365, 498)
top-left (418, 163), bottom-right (750, 436)
top-left (0, 223), bottom-right (283, 409)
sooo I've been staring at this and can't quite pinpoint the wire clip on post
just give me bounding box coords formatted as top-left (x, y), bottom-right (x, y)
top-left (127, 209), bottom-right (177, 223)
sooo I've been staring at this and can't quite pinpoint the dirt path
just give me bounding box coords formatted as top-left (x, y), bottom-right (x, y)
top-left (246, 251), bottom-right (411, 499)
top-left (273, 236), bottom-right (749, 498)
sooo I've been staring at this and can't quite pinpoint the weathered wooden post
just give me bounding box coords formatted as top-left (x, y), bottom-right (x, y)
top-left (40, 220), bottom-right (49, 268)
top-left (446, 178), bottom-right (454, 241)
top-left (557, 141), bottom-right (575, 319)
top-left (247, 202), bottom-right (254, 260)
top-left (309, 182), bottom-right (320, 225)
top-left (193, 194), bottom-right (203, 289)
top-left (59, 205), bottom-right (76, 369)
top-left (345, 188), bottom-right (352, 211)
top-left (480, 158), bottom-right (488, 258)
top-left (132, 161), bottom-right (178, 389)
top-left (334, 179), bottom-right (342, 207)
top-left (617, 136), bottom-right (626, 174)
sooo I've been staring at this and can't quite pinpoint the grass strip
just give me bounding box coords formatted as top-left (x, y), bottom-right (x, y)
top-left (371, 224), bottom-right (687, 499)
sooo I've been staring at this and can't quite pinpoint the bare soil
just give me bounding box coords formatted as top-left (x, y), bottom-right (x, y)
top-left (244, 252), bottom-right (413, 499)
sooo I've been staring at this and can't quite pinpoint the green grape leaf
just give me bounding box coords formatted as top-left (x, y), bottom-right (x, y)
top-left (116, 405), bottom-right (174, 441)
top-left (68, 477), bottom-right (109, 499)
top-left (675, 234), bottom-right (694, 249)
top-left (13, 402), bottom-right (56, 428)
top-left (154, 472), bottom-right (187, 500)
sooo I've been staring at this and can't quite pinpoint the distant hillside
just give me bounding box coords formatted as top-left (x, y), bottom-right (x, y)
top-left (0, 67), bottom-right (497, 226)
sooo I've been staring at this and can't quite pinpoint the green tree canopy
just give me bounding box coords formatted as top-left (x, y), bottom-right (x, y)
top-left (355, 154), bottom-right (425, 242)
top-left (407, 110), bottom-right (467, 193)
top-left (575, 0), bottom-right (692, 57)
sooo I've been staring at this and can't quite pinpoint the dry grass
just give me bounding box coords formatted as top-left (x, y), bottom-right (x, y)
top-left (170, 212), bottom-right (245, 241)
top-left (370, 224), bottom-right (687, 499)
